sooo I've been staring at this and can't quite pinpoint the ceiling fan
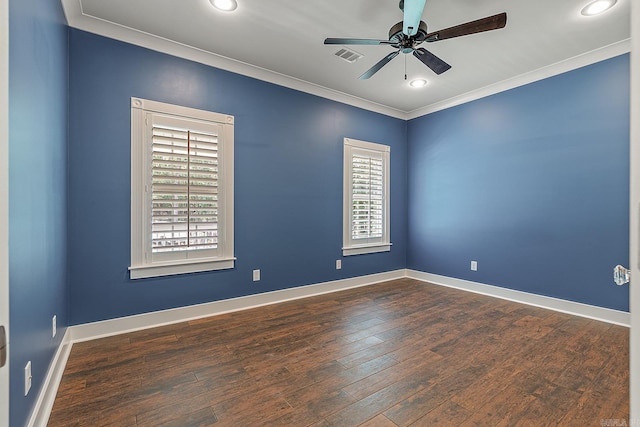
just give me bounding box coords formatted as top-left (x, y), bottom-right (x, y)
top-left (324, 0), bottom-right (507, 79)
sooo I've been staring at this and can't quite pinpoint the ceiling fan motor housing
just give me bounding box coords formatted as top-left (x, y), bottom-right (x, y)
top-left (389, 21), bottom-right (428, 53)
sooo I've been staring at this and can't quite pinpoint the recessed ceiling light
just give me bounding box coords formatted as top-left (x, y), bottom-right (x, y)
top-left (409, 79), bottom-right (428, 88)
top-left (581, 0), bottom-right (617, 16)
top-left (210, 0), bottom-right (238, 12)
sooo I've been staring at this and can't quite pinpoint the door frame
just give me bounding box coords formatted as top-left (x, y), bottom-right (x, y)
top-left (630, 0), bottom-right (639, 420)
top-left (0, 0), bottom-right (10, 425)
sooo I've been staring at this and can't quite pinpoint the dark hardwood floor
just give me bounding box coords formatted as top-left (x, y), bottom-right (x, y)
top-left (48, 278), bottom-right (629, 426)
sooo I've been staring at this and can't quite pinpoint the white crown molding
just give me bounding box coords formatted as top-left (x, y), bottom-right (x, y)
top-left (26, 329), bottom-right (72, 427)
top-left (62, 0), bottom-right (631, 121)
top-left (407, 270), bottom-right (630, 327)
top-left (406, 39), bottom-right (632, 119)
top-left (60, 0), bottom-right (407, 120)
top-left (69, 269), bottom-right (406, 342)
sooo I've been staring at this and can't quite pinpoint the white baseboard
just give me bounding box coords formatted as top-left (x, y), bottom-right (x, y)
top-left (28, 270), bottom-right (402, 426)
top-left (407, 270), bottom-right (630, 327)
top-left (27, 328), bottom-right (73, 427)
top-left (70, 269), bottom-right (406, 343)
top-left (35, 269), bottom-right (629, 427)
top-left (69, 268), bottom-right (630, 342)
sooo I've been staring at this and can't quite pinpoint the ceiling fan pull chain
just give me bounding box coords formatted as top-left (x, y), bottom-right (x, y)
top-left (404, 55), bottom-right (407, 80)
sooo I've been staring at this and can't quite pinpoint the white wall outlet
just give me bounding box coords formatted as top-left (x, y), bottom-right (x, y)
top-left (25, 361), bottom-right (32, 396)
top-left (252, 269), bottom-right (260, 281)
top-left (336, 259), bottom-right (342, 270)
top-left (52, 315), bottom-right (57, 338)
top-left (471, 261), bottom-right (478, 271)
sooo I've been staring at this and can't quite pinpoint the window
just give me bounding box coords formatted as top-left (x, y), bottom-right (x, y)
top-left (130, 98), bottom-right (234, 279)
top-left (343, 138), bottom-right (390, 256)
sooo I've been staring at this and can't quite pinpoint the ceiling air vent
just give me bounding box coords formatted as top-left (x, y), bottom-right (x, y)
top-left (334, 48), bottom-right (363, 63)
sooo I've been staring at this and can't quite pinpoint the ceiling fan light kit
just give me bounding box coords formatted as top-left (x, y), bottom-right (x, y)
top-left (580, 0), bottom-right (617, 16)
top-left (409, 78), bottom-right (428, 88)
top-left (324, 0), bottom-right (507, 80)
top-left (209, 0), bottom-right (237, 12)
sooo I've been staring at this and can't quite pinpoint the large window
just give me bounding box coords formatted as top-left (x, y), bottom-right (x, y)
top-left (343, 138), bottom-right (390, 256)
top-left (130, 98), bottom-right (234, 279)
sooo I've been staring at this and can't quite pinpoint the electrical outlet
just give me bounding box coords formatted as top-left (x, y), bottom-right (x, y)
top-left (336, 259), bottom-right (342, 270)
top-left (471, 260), bottom-right (478, 271)
top-left (52, 315), bottom-right (57, 338)
top-left (25, 361), bottom-right (32, 396)
top-left (252, 269), bottom-right (260, 281)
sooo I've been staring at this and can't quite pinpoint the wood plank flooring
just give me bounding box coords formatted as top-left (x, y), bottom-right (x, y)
top-left (48, 279), bottom-right (629, 426)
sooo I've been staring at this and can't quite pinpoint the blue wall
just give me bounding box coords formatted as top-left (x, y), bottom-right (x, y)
top-left (407, 54), bottom-right (630, 311)
top-left (8, 0), bottom-right (69, 425)
top-left (7, 17), bottom-right (630, 424)
top-left (67, 30), bottom-right (408, 325)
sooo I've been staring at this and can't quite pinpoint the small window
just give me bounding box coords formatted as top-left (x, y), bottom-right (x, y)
top-left (343, 138), bottom-right (391, 256)
top-left (130, 98), bottom-right (234, 279)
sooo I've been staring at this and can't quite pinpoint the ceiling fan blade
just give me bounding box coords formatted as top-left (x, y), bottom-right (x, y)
top-left (425, 12), bottom-right (507, 42)
top-left (403, 0), bottom-right (427, 36)
top-left (413, 48), bottom-right (451, 75)
top-left (359, 51), bottom-right (400, 80)
top-left (324, 38), bottom-right (394, 45)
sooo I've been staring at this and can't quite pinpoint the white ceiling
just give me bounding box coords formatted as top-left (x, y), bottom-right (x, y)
top-left (62, 0), bottom-right (630, 119)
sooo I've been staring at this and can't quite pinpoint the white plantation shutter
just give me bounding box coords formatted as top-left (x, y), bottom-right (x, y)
top-left (343, 138), bottom-right (390, 256)
top-left (351, 154), bottom-right (384, 240)
top-left (151, 121), bottom-right (219, 255)
top-left (130, 98), bottom-right (234, 279)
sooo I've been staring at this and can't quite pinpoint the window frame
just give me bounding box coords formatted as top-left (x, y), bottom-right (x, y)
top-left (130, 98), bottom-right (235, 279)
top-left (343, 137), bottom-right (391, 256)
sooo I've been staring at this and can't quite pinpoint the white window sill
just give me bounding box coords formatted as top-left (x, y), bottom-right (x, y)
top-left (129, 257), bottom-right (236, 279)
top-left (343, 243), bottom-right (391, 257)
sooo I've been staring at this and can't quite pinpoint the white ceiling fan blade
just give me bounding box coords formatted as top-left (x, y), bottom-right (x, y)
top-left (403, 0), bottom-right (427, 36)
